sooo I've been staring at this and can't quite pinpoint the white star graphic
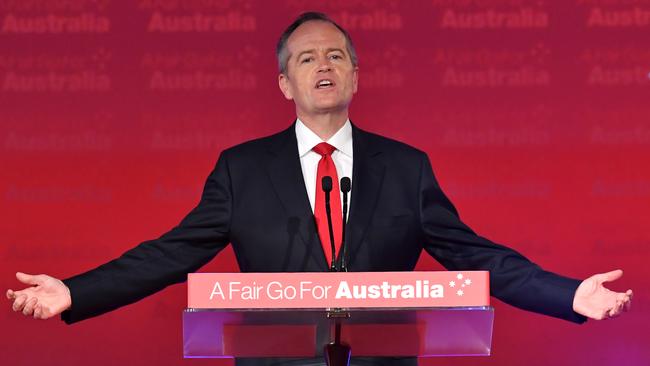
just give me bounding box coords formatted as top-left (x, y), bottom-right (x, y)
top-left (449, 281), bottom-right (456, 288)
top-left (457, 273), bottom-right (463, 280)
top-left (465, 279), bottom-right (472, 286)
top-left (457, 289), bottom-right (464, 296)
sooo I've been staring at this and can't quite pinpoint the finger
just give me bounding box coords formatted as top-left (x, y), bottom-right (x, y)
top-left (16, 272), bottom-right (44, 286)
top-left (610, 301), bottom-right (624, 318)
top-left (9, 289), bottom-right (28, 300)
top-left (611, 303), bottom-right (623, 318)
top-left (615, 299), bottom-right (623, 311)
top-left (624, 294), bottom-right (632, 312)
top-left (606, 304), bottom-right (615, 318)
top-left (22, 297), bottom-right (37, 316)
top-left (596, 269), bottom-right (623, 284)
top-left (33, 303), bottom-right (42, 319)
top-left (12, 294), bottom-right (28, 312)
top-left (6, 289), bottom-right (15, 299)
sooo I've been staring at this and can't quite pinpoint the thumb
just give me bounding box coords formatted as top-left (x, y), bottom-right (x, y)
top-left (16, 272), bottom-right (43, 286)
top-left (596, 269), bottom-right (623, 284)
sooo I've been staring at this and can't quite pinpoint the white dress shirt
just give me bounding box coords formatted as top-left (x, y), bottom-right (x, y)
top-left (295, 118), bottom-right (353, 213)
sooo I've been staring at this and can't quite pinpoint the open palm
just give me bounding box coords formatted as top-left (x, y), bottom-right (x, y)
top-left (6, 272), bottom-right (71, 319)
top-left (573, 269), bottom-right (633, 320)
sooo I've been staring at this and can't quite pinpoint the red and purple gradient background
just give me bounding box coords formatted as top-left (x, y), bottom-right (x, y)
top-left (1, 1), bottom-right (648, 365)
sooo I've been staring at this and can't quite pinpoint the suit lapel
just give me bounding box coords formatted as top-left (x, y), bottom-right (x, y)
top-left (345, 124), bottom-right (385, 268)
top-left (266, 124), bottom-right (329, 271)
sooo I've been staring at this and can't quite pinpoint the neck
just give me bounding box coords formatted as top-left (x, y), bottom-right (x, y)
top-left (297, 111), bottom-right (348, 141)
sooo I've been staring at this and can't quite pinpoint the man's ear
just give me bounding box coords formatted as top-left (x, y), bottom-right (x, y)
top-left (352, 66), bottom-right (359, 94)
top-left (278, 73), bottom-right (293, 100)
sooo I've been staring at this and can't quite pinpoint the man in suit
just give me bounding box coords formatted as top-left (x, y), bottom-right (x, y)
top-left (7, 11), bottom-right (632, 365)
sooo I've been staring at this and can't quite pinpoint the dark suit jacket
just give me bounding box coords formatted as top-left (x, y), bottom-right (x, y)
top-left (62, 123), bottom-right (586, 324)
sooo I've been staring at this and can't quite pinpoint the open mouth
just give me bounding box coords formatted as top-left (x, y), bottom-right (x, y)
top-left (315, 79), bottom-right (335, 89)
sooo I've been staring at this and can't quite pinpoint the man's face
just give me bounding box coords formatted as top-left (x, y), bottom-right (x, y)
top-left (278, 21), bottom-right (358, 120)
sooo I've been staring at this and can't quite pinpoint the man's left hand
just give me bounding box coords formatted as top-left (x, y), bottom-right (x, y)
top-left (573, 269), bottom-right (633, 320)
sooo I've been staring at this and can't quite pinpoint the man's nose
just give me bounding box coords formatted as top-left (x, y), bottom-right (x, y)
top-left (316, 57), bottom-right (332, 72)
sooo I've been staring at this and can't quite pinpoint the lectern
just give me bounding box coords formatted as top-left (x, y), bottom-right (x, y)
top-left (183, 271), bottom-right (493, 365)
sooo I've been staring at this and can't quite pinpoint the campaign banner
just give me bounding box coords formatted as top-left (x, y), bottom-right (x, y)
top-left (188, 271), bottom-right (489, 309)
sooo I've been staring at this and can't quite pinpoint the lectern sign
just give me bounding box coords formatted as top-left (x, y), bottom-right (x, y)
top-left (188, 271), bottom-right (489, 309)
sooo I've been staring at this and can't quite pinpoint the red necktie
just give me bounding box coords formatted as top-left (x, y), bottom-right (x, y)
top-left (313, 142), bottom-right (342, 267)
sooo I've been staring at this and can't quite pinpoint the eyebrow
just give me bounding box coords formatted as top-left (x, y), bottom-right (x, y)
top-left (294, 48), bottom-right (346, 62)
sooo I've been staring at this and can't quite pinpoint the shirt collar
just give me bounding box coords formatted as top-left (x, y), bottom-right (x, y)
top-left (295, 118), bottom-right (353, 158)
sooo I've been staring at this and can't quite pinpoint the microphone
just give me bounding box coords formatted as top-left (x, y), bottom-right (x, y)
top-left (339, 177), bottom-right (351, 272)
top-left (321, 176), bottom-right (337, 271)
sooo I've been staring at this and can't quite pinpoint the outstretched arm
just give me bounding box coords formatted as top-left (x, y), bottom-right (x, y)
top-left (418, 152), bottom-right (633, 323)
top-left (7, 151), bottom-right (234, 323)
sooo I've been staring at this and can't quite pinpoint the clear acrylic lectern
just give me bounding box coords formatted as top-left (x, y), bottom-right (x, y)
top-left (183, 306), bottom-right (494, 361)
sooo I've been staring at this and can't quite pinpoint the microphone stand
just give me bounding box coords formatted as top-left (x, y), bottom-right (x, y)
top-left (322, 176), bottom-right (337, 272)
top-left (321, 176), bottom-right (351, 366)
top-left (339, 177), bottom-right (351, 272)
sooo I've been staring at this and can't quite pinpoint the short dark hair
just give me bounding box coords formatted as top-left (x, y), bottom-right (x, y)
top-left (276, 12), bottom-right (358, 74)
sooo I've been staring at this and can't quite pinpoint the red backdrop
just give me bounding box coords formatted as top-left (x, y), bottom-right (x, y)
top-left (1, 1), bottom-right (648, 365)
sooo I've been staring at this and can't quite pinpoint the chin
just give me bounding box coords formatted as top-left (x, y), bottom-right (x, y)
top-left (314, 105), bottom-right (347, 114)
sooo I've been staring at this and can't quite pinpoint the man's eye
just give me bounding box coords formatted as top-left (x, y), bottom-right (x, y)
top-left (329, 54), bottom-right (342, 60)
top-left (301, 57), bottom-right (313, 64)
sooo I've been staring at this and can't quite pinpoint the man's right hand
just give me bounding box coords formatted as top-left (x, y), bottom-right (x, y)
top-left (6, 272), bottom-right (72, 319)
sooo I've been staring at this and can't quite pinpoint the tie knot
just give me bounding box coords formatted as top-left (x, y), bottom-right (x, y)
top-left (312, 142), bottom-right (336, 157)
